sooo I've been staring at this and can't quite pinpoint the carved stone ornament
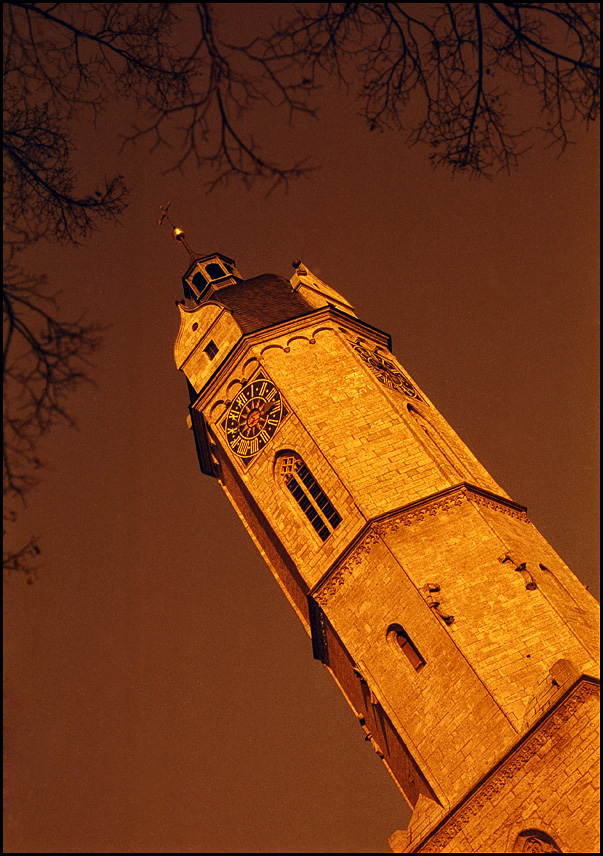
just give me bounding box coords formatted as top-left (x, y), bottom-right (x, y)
top-left (499, 553), bottom-right (538, 590)
top-left (521, 835), bottom-right (561, 852)
top-left (314, 486), bottom-right (531, 607)
top-left (418, 680), bottom-right (598, 852)
top-left (420, 583), bottom-right (455, 625)
top-left (350, 339), bottom-right (424, 401)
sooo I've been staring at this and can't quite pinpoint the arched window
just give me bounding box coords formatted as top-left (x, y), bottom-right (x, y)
top-left (387, 624), bottom-right (425, 671)
top-left (278, 453), bottom-right (341, 542)
top-left (205, 262), bottom-right (227, 280)
top-left (513, 830), bottom-right (561, 852)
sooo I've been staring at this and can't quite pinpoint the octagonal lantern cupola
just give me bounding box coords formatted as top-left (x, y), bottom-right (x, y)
top-left (182, 251), bottom-right (242, 303)
top-left (158, 205), bottom-right (242, 302)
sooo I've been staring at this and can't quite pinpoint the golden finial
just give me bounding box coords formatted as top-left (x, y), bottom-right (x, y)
top-left (158, 201), bottom-right (196, 257)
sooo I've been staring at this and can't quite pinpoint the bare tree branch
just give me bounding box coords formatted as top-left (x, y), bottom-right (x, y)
top-left (3, 240), bottom-right (106, 579)
top-left (242, 2), bottom-right (599, 176)
top-left (3, 3), bottom-right (599, 579)
top-left (121, 3), bottom-right (316, 190)
top-left (3, 2), bottom-right (189, 244)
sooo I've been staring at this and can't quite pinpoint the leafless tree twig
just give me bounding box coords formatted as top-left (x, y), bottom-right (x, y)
top-left (241, 3), bottom-right (599, 176)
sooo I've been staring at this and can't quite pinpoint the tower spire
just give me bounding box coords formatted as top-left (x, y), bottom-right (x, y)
top-left (158, 201), bottom-right (197, 259)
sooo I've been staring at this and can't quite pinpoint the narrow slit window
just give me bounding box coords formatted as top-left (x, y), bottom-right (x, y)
top-left (279, 454), bottom-right (341, 541)
top-left (387, 624), bottom-right (425, 671)
top-left (204, 340), bottom-right (218, 360)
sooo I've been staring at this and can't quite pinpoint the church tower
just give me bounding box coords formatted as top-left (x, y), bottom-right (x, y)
top-left (172, 239), bottom-right (599, 854)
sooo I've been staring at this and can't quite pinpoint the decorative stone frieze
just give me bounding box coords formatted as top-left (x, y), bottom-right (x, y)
top-left (416, 680), bottom-right (599, 852)
top-left (313, 485), bottom-right (531, 606)
top-left (315, 527), bottom-right (381, 604)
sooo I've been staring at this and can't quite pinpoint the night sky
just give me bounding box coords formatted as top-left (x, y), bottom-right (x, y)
top-left (4, 5), bottom-right (599, 854)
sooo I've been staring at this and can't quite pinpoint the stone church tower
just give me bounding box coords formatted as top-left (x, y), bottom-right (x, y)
top-left (172, 242), bottom-right (599, 854)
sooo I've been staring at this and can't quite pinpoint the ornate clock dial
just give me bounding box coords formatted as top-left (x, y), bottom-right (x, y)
top-left (222, 372), bottom-right (286, 460)
top-left (351, 340), bottom-right (423, 401)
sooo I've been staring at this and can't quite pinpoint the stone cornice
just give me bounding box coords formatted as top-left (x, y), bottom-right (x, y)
top-left (189, 304), bottom-right (392, 412)
top-left (311, 484), bottom-right (529, 606)
top-left (411, 676), bottom-right (600, 853)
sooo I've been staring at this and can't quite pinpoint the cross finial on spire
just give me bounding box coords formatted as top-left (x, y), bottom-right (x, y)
top-left (158, 201), bottom-right (196, 257)
top-left (158, 200), bottom-right (174, 228)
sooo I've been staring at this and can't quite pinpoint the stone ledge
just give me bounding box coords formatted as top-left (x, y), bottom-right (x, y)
top-left (390, 676), bottom-right (600, 853)
top-left (312, 483), bottom-right (529, 605)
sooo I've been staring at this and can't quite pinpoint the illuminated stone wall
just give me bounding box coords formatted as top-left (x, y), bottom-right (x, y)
top-left (176, 266), bottom-right (600, 853)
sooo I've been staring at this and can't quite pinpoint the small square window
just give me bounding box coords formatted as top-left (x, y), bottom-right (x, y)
top-left (204, 340), bottom-right (218, 360)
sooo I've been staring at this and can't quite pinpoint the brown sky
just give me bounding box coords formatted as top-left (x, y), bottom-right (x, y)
top-left (3, 5), bottom-right (600, 854)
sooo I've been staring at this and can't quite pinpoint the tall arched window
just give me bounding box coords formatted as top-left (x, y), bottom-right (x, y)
top-left (277, 453), bottom-right (341, 541)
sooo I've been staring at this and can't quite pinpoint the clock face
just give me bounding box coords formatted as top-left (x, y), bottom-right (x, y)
top-left (221, 371), bottom-right (287, 461)
top-left (351, 340), bottom-right (423, 401)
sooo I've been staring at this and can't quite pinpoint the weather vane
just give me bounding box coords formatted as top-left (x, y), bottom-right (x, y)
top-left (158, 201), bottom-right (196, 256)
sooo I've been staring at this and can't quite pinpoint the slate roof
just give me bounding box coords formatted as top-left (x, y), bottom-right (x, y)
top-left (213, 273), bottom-right (314, 334)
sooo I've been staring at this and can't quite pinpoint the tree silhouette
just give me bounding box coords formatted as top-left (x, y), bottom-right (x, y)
top-left (3, 246), bottom-right (105, 581)
top-left (3, 3), bottom-right (599, 578)
top-left (3, 3), bottom-right (309, 245)
top-left (2, 2), bottom-right (310, 578)
top-left (245, 3), bottom-right (600, 175)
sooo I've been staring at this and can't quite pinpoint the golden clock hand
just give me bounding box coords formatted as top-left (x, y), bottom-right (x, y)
top-left (260, 400), bottom-right (279, 416)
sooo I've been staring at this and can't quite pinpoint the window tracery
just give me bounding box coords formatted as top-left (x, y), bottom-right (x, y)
top-left (277, 453), bottom-right (341, 542)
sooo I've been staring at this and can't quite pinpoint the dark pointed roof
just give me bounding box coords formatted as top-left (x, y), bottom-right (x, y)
top-left (212, 273), bottom-right (314, 334)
